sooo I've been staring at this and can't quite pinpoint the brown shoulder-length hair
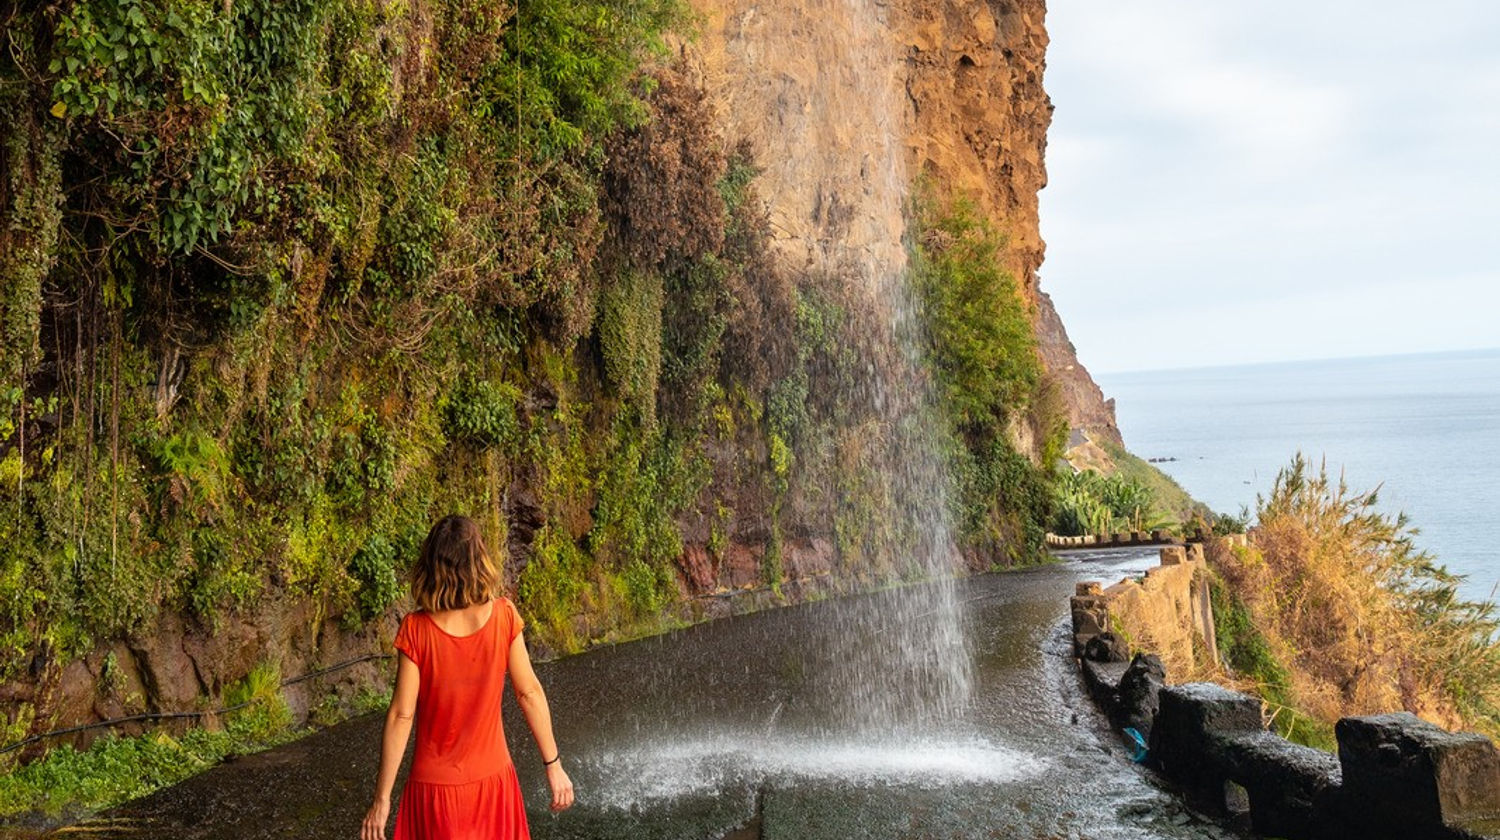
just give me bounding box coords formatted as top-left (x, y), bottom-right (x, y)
top-left (409, 515), bottom-right (500, 612)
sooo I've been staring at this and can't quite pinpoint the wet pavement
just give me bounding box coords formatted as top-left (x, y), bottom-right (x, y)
top-left (45, 549), bottom-right (1237, 839)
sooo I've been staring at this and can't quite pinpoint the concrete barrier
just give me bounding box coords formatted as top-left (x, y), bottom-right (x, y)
top-left (1045, 530), bottom-right (1211, 550)
top-left (1137, 683), bottom-right (1500, 839)
top-left (1337, 713), bottom-right (1500, 839)
top-left (1070, 545), bottom-right (1217, 674)
top-left (1150, 683), bottom-right (1343, 837)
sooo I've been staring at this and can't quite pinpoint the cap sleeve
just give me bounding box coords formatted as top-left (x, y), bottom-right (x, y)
top-left (394, 612), bottom-right (424, 668)
top-left (500, 598), bottom-right (524, 644)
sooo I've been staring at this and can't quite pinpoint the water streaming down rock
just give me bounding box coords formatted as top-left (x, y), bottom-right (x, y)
top-left (789, 0), bottom-right (973, 734)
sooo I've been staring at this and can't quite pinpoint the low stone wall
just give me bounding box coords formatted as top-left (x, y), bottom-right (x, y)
top-left (1070, 544), bottom-right (1217, 678)
top-left (1069, 548), bottom-right (1500, 840)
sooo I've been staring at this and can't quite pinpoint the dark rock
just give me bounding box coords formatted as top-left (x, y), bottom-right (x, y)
top-left (1220, 731), bottom-right (1342, 839)
top-left (1083, 632), bottom-right (1128, 663)
top-left (1081, 659), bottom-right (1128, 710)
top-left (1116, 653), bottom-right (1166, 739)
top-left (1072, 633), bottom-right (1096, 658)
top-left (1337, 713), bottom-right (1500, 839)
top-left (1149, 683), bottom-right (1262, 796)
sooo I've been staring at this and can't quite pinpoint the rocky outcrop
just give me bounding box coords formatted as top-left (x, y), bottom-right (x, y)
top-left (7, 594), bottom-right (397, 759)
top-left (1036, 291), bottom-right (1122, 446)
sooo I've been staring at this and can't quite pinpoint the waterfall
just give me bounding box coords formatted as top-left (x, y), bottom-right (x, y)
top-left (778, 0), bottom-right (974, 734)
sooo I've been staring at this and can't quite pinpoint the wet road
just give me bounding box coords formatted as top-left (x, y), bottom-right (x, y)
top-left (52, 549), bottom-right (1236, 839)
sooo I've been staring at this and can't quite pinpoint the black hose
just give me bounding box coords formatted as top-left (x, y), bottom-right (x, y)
top-left (0, 652), bottom-right (394, 756)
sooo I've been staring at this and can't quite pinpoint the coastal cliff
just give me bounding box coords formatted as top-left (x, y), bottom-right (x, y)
top-left (0, 0), bottom-right (1118, 764)
top-left (686, 0), bottom-right (1117, 446)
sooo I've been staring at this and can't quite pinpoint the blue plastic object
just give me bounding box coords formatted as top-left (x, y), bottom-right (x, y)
top-left (1122, 727), bottom-right (1149, 763)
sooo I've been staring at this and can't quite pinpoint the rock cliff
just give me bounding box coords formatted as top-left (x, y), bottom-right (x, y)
top-left (685, 0), bottom-right (1118, 446)
top-left (0, 0), bottom-right (1124, 765)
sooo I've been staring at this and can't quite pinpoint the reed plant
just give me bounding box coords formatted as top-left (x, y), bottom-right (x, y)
top-left (1052, 469), bottom-right (1173, 536)
top-left (1213, 454), bottom-right (1500, 738)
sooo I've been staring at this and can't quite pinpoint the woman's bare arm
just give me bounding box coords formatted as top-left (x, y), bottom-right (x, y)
top-left (509, 633), bottom-right (574, 811)
top-left (362, 653), bottom-right (420, 840)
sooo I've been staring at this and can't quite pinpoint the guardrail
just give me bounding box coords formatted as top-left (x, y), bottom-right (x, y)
top-left (1045, 528), bottom-right (1211, 549)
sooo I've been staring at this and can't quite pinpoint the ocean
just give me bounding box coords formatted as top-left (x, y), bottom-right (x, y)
top-left (1097, 347), bottom-right (1500, 605)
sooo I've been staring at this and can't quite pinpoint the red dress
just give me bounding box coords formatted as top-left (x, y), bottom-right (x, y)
top-left (392, 598), bottom-right (530, 840)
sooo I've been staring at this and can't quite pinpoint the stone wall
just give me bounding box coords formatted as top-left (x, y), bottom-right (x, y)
top-left (1146, 683), bottom-right (1500, 840)
top-left (1070, 544), bottom-right (1217, 679)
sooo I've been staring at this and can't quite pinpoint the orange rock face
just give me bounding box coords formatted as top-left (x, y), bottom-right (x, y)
top-left (684, 0), bottom-right (1118, 444)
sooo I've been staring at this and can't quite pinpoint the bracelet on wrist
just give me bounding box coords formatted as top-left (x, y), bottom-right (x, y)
top-left (542, 753), bottom-right (561, 766)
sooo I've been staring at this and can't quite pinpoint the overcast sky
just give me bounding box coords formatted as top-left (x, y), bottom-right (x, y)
top-left (1039, 0), bottom-right (1500, 374)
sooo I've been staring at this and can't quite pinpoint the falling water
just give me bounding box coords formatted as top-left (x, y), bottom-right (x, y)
top-left (787, 0), bottom-right (974, 734)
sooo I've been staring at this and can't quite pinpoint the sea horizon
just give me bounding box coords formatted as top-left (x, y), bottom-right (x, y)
top-left (1094, 344), bottom-right (1500, 379)
top-left (1097, 347), bottom-right (1500, 604)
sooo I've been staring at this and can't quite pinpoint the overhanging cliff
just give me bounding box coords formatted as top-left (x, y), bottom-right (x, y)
top-left (685, 0), bottom-right (1119, 448)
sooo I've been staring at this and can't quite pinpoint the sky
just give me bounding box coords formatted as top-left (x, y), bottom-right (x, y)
top-left (1039, 0), bottom-right (1500, 374)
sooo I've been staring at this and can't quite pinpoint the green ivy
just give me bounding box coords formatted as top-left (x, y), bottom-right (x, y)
top-left (598, 269), bottom-right (665, 419)
top-left (348, 534), bottom-right (400, 621)
top-left (443, 378), bottom-right (522, 451)
top-left (909, 189), bottom-right (1059, 564)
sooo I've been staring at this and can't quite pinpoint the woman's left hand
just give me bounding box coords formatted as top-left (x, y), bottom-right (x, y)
top-left (361, 797), bottom-right (390, 840)
top-left (546, 762), bottom-right (575, 812)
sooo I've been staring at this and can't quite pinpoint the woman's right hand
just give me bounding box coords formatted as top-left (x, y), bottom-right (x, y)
top-left (360, 796), bottom-right (390, 840)
top-left (546, 762), bottom-right (575, 812)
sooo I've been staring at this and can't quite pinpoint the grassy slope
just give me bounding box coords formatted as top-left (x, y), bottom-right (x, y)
top-left (1102, 441), bottom-right (1212, 526)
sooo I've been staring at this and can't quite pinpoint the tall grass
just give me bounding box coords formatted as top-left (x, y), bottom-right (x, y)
top-left (1214, 454), bottom-right (1500, 737)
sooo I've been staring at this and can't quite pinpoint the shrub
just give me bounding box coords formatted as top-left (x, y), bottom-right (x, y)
top-left (910, 195), bottom-right (1040, 440)
top-left (0, 662), bottom-right (298, 817)
top-left (1215, 454), bottom-right (1500, 737)
top-left (909, 189), bottom-right (1059, 565)
top-left (443, 378), bottom-right (522, 450)
top-left (1051, 469), bottom-right (1172, 536)
top-left (349, 535), bottom-right (401, 621)
top-left (597, 269), bottom-right (664, 419)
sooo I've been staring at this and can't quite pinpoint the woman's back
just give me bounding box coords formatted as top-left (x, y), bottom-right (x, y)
top-left (363, 515), bottom-right (569, 840)
top-left (395, 598), bottom-right (523, 786)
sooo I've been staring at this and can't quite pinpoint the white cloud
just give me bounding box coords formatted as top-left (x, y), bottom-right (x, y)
top-left (1039, 0), bottom-right (1500, 371)
top-left (1052, 0), bottom-right (1355, 173)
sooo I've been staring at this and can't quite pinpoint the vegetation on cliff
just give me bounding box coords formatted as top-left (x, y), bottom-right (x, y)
top-left (1051, 470), bottom-right (1169, 536)
top-left (0, 0), bottom-right (1063, 793)
top-left (1051, 437), bottom-right (1211, 538)
top-left (1209, 455), bottom-right (1500, 744)
top-left (910, 194), bottom-right (1063, 564)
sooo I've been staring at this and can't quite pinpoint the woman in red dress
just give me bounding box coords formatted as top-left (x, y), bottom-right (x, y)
top-left (361, 515), bottom-right (574, 840)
